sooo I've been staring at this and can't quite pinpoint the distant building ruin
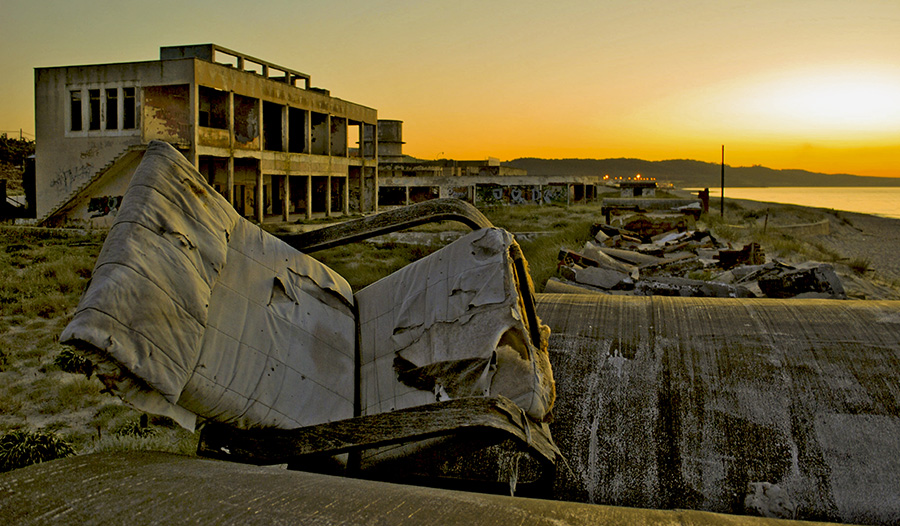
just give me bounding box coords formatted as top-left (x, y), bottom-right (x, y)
top-left (34, 44), bottom-right (379, 227)
top-left (374, 120), bottom-right (604, 207)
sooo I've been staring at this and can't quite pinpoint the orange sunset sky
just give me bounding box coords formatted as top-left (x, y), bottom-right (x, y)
top-left (2, 0), bottom-right (899, 177)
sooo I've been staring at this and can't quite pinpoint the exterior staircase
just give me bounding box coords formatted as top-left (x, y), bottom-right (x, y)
top-left (39, 144), bottom-right (148, 226)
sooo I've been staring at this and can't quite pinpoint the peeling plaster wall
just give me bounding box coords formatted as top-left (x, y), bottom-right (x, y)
top-left (142, 85), bottom-right (190, 144)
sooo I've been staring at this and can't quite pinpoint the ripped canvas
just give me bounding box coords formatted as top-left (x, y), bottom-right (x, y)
top-left (60, 141), bottom-right (355, 431)
top-left (356, 228), bottom-right (555, 421)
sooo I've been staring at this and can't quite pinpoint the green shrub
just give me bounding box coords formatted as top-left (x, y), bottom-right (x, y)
top-left (53, 348), bottom-right (94, 376)
top-left (113, 415), bottom-right (159, 438)
top-left (0, 428), bottom-right (75, 472)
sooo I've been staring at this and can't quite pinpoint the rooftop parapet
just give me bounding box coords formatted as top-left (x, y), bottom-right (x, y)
top-left (160, 44), bottom-right (311, 89)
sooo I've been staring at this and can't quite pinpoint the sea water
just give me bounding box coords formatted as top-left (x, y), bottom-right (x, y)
top-left (688, 187), bottom-right (900, 220)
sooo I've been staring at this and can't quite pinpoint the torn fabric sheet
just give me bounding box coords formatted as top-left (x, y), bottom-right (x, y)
top-left (61, 141), bottom-right (355, 431)
top-left (356, 228), bottom-right (555, 420)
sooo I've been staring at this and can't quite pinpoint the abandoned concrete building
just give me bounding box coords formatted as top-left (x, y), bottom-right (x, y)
top-left (34, 44), bottom-right (379, 227)
top-left (375, 120), bottom-right (604, 207)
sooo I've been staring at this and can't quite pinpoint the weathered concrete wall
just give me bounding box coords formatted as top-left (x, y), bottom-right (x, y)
top-left (34, 60), bottom-right (194, 221)
top-left (537, 293), bottom-right (900, 524)
top-left (43, 149), bottom-right (146, 228)
top-left (0, 451), bottom-right (844, 525)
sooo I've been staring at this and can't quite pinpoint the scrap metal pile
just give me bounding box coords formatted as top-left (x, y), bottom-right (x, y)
top-left (552, 212), bottom-right (846, 299)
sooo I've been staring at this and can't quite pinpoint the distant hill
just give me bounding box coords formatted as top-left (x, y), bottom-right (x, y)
top-left (503, 158), bottom-right (900, 187)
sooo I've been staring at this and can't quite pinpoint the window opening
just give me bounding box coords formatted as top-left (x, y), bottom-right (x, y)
top-left (106, 88), bottom-right (118, 130)
top-left (70, 91), bottom-right (82, 131)
top-left (288, 107), bottom-right (307, 153)
top-left (199, 86), bottom-right (228, 129)
top-left (262, 101), bottom-right (284, 151)
top-left (123, 87), bottom-right (136, 129)
top-left (88, 89), bottom-right (101, 130)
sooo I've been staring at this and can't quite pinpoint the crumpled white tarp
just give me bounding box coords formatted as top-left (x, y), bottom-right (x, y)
top-left (356, 228), bottom-right (555, 420)
top-left (62, 141), bottom-right (554, 433)
top-left (61, 141), bottom-right (356, 431)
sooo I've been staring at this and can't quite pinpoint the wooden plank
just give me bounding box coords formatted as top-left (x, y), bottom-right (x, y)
top-left (198, 396), bottom-right (559, 466)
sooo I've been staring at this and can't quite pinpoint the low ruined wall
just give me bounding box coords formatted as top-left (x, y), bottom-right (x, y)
top-left (0, 451), bottom-right (844, 525)
top-left (538, 293), bottom-right (900, 524)
top-left (602, 198), bottom-right (701, 211)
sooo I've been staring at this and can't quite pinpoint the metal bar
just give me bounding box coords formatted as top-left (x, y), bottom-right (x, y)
top-left (275, 198), bottom-right (493, 253)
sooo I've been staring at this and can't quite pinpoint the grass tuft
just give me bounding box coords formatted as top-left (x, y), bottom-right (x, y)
top-left (847, 258), bottom-right (871, 275)
top-left (0, 428), bottom-right (75, 472)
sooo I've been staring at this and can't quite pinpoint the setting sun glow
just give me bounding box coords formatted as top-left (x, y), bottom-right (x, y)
top-left (1, 0), bottom-right (899, 177)
top-left (743, 72), bottom-right (900, 135)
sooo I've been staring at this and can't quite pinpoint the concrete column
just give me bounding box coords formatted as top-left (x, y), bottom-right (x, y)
top-left (227, 92), bottom-right (234, 205)
top-left (326, 175), bottom-right (332, 218)
top-left (405, 186), bottom-right (410, 206)
top-left (343, 120), bottom-right (349, 157)
top-left (258, 99), bottom-right (264, 154)
top-left (282, 175), bottom-right (290, 222)
top-left (326, 116), bottom-right (332, 156)
top-left (227, 157), bottom-right (234, 205)
top-left (282, 105), bottom-right (288, 154)
top-left (305, 175), bottom-right (312, 220)
top-left (373, 124), bottom-right (379, 213)
top-left (342, 176), bottom-right (349, 215)
top-left (189, 82), bottom-right (199, 167)
top-left (305, 110), bottom-right (311, 154)
top-left (256, 163), bottom-right (264, 224)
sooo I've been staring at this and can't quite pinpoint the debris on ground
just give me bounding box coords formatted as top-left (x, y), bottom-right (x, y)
top-left (553, 212), bottom-right (847, 299)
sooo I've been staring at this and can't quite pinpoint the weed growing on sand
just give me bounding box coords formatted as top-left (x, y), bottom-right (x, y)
top-left (53, 348), bottom-right (94, 376)
top-left (848, 258), bottom-right (871, 275)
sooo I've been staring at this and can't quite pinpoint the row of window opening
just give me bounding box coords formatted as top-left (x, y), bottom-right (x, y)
top-left (70, 87), bottom-right (137, 132)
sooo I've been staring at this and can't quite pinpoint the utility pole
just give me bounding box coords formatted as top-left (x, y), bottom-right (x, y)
top-left (720, 145), bottom-right (725, 218)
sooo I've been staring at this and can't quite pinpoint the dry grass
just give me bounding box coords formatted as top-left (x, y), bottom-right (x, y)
top-left (0, 226), bottom-right (199, 461)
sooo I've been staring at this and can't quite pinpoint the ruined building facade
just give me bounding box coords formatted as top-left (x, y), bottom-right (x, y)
top-left (374, 120), bottom-right (602, 207)
top-left (35, 44), bottom-right (379, 227)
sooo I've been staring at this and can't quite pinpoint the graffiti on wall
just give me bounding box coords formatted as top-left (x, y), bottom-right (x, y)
top-left (446, 186), bottom-right (470, 200)
top-left (50, 164), bottom-right (93, 193)
top-left (475, 184), bottom-right (569, 206)
top-left (539, 185), bottom-right (568, 205)
top-left (88, 195), bottom-right (123, 217)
